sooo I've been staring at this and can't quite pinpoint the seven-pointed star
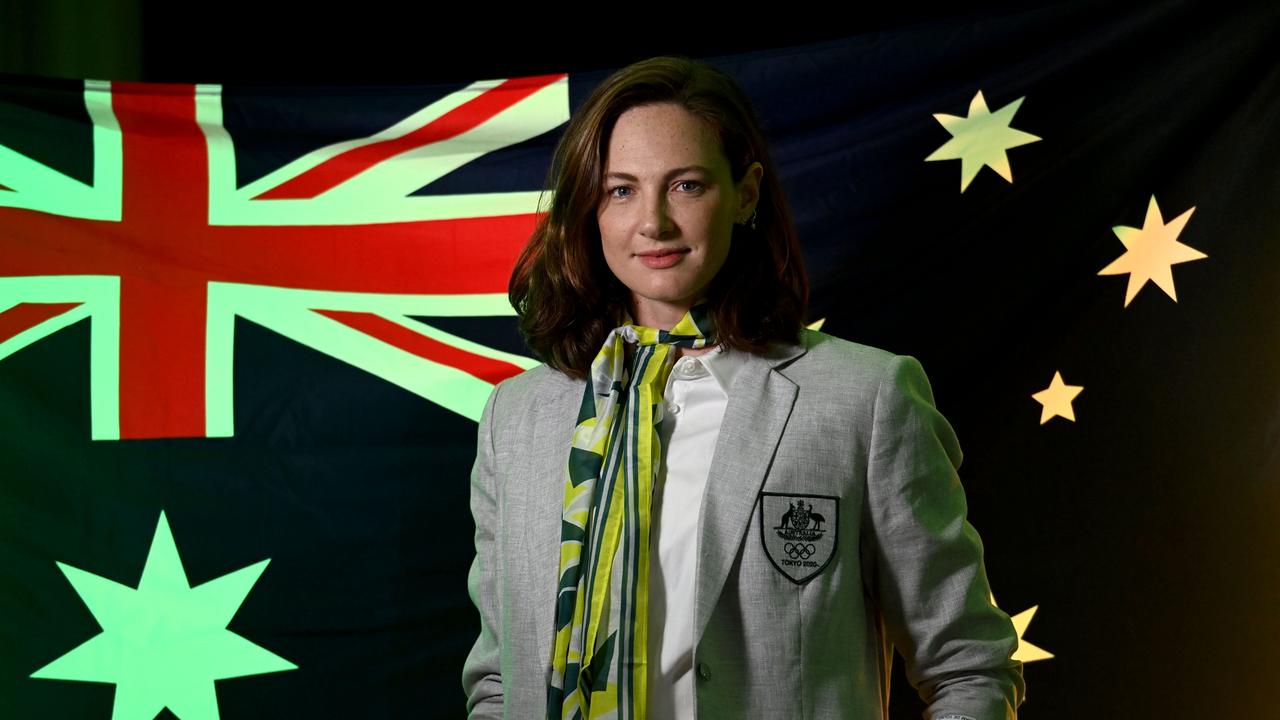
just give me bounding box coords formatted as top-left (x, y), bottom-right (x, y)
top-left (1031, 371), bottom-right (1083, 424)
top-left (31, 510), bottom-right (296, 720)
top-left (925, 89), bottom-right (1041, 192)
top-left (1098, 195), bottom-right (1206, 306)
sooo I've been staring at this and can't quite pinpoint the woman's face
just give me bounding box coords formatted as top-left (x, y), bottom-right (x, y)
top-left (597, 102), bottom-right (762, 330)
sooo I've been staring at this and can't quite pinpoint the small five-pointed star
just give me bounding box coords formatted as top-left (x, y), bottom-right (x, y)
top-left (1032, 371), bottom-right (1083, 424)
top-left (31, 510), bottom-right (296, 720)
top-left (989, 591), bottom-right (1053, 664)
top-left (1008, 605), bottom-right (1054, 663)
top-left (925, 89), bottom-right (1041, 192)
top-left (1098, 195), bottom-right (1206, 306)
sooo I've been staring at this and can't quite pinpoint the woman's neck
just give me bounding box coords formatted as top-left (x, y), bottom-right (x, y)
top-left (679, 344), bottom-right (717, 358)
top-left (623, 342), bottom-right (717, 367)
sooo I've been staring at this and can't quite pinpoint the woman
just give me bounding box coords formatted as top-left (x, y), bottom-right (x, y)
top-left (463, 55), bottom-right (1025, 720)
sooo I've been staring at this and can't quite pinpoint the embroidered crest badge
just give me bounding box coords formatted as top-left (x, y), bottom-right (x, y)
top-left (759, 492), bottom-right (838, 584)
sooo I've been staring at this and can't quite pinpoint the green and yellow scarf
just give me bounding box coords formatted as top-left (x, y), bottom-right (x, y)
top-left (546, 299), bottom-right (718, 720)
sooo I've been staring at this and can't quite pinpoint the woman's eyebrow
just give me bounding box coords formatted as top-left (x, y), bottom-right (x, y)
top-left (604, 165), bottom-right (712, 182)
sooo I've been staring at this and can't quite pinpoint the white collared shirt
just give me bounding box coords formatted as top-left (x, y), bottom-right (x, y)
top-left (648, 343), bottom-right (747, 719)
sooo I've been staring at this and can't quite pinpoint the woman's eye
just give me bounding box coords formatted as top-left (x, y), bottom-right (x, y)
top-left (676, 181), bottom-right (702, 192)
top-left (609, 186), bottom-right (632, 198)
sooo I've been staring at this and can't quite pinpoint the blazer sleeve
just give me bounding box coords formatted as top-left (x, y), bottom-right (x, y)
top-left (461, 382), bottom-right (505, 719)
top-left (864, 354), bottom-right (1026, 720)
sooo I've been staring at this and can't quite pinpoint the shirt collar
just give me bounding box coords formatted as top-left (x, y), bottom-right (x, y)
top-left (695, 343), bottom-right (747, 396)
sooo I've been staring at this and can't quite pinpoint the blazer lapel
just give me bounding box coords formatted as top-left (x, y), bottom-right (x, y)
top-left (527, 369), bottom-right (584, 675)
top-left (694, 338), bottom-right (807, 646)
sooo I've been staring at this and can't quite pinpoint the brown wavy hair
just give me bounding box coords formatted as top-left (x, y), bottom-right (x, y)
top-left (508, 55), bottom-right (809, 381)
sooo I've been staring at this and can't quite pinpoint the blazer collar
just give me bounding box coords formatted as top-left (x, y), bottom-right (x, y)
top-left (527, 333), bottom-right (811, 668)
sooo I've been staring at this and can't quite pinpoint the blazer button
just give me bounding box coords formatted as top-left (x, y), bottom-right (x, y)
top-left (696, 662), bottom-right (711, 680)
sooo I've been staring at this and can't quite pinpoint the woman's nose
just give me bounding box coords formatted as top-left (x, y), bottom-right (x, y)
top-left (640, 195), bottom-right (674, 238)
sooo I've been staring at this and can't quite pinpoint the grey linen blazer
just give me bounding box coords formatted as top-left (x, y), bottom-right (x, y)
top-left (462, 327), bottom-right (1026, 719)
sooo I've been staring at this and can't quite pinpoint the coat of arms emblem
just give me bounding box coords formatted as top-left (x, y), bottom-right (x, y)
top-left (758, 492), bottom-right (838, 584)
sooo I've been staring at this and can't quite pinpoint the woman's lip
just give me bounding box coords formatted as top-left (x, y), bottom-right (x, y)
top-left (635, 249), bottom-right (689, 257)
top-left (638, 250), bottom-right (688, 268)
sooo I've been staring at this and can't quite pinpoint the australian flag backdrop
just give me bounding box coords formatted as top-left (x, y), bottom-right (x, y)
top-left (2, 3), bottom-right (1278, 718)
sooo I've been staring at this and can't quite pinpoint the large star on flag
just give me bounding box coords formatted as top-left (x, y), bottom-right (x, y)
top-left (1098, 195), bottom-right (1206, 306)
top-left (925, 90), bottom-right (1041, 192)
top-left (1032, 371), bottom-right (1083, 424)
top-left (31, 510), bottom-right (296, 720)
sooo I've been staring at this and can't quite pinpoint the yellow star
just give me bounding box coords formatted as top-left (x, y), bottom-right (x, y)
top-left (990, 592), bottom-right (1052, 663)
top-left (1031, 371), bottom-right (1083, 424)
top-left (1009, 605), bottom-right (1054, 663)
top-left (925, 90), bottom-right (1041, 192)
top-left (1098, 195), bottom-right (1206, 306)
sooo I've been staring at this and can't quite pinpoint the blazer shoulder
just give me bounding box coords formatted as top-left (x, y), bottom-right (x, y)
top-left (794, 327), bottom-right (901, 381)
top-left (489, 362), bottom-right (578, 417)
top-left (769, 328), bottom-right (904, 417)
top-left (797, 329), bottom-right (946, 418)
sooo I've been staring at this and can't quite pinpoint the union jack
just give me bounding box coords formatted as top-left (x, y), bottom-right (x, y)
top-left (0, 74), bottom-right (565, 440)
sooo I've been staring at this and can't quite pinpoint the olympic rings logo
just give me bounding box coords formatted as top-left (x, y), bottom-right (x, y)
top-left (784, 542), bottom-right (816, 559)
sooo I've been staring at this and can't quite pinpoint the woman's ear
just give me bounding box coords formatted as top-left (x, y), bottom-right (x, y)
top-left (738, 161), bottom-right (764, 221)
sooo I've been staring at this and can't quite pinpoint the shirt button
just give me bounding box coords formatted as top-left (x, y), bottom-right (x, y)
top-left (666, 402), bottom-right (680, 415)
top-left (696, 662), bottom-right (711, 680)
